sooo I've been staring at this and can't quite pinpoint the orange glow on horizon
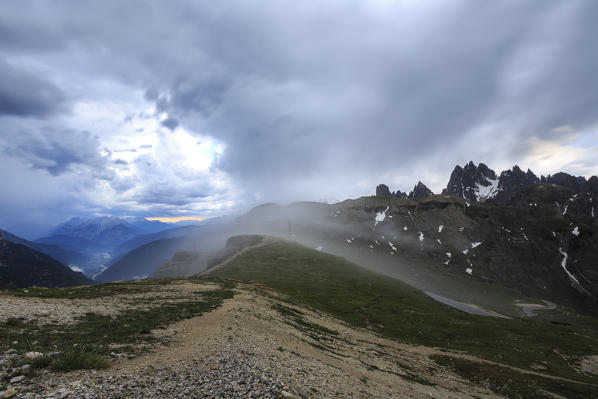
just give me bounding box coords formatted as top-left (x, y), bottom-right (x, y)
top-left (146, 216), bottom-right (209, 223)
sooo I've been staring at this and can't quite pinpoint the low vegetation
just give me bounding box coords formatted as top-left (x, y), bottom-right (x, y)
top-left (0, 278), bottom-right (234, 372)
top-left (212, 240), bottom-right (598, 395)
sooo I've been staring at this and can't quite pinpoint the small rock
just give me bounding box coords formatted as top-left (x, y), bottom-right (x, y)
top-left (5, 349), bottom-right (16, 354)
top-left (280, 390), bottom-right (296, 399)
top-left (1, 388), bottom-right (18, 398)
top-left (9, 375), bottom-right (25, 384)
top-left (24, 352), bottom-right (43, 360)
top-left (20, 364), bottom-right (31, 374)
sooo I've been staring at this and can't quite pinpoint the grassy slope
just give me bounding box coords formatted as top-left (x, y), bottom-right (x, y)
top-left (211, 240), bottom-right (598, 393)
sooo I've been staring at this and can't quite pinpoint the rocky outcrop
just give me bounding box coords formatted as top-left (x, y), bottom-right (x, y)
top-left (408, 182), bottom-right (433, 200)
top-left (375, 184), bottom-right (407, 198)
top-left (376, 184), bottom-right (392, 196)
top-left (443, 161), bottom-right (498, 201)
top-left (493, 166), bottom-right (540, 203)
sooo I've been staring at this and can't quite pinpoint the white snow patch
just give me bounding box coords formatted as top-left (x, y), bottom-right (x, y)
top-left (374, 205), bottom-right (389, 228)
top-left (403, 226), bottom-right (408, 231)
top-left (465, 268), bottom-right (472, 275)
top-left (444, 260), bottom-right (450, 265)
top-left (558, 248), bottom-right (580, 285)
top-left (380, 235), bottom-right (385, 239)
top-left (69, 265), bottom-right (85, 273)
top-left (458, 227), bottom-right (464, 232)
top-left (475, 177), bottom-right (500, 201)
top-left (375, 240), bottom-right (380, 246)
top-left (465, 202), bottom-right (471, 207)
top-left (572, 226), bottom-right (579, 236)
top-left (445, 252), bottom-right (452, 258)
top-left (463, 249), bottom-right (469, 255)
top-left (346, 239), bottom-right (352, 244)
top-left (437, 239), bottom-right (442, 244)
top-left (418, 232), bottom-right (424, 242)
top-left (471, 241), bottom-right (482, 249)
top-left (592, 207), bottom-right (595, 217)
top-left (369, 245), bottom-right (373, 249)
top-left (388, 242), bottom-right (397, 251)
top-left (438, 225), bottom-right (444, 233)
top-left (563, 205), bottom-right (568, 216)
top-left (316, 246), bottom-right (323, 251)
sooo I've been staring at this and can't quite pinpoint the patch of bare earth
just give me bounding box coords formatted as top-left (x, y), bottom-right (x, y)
top-left (0, 281), bottom-right (219, 325)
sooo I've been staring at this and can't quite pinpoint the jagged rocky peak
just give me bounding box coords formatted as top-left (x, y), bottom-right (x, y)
top-left (408, 181), bottom-right (433, 200)
top-left (493, 165), bottom-right (540, 203)
top-left (443, 161), bottom-right (499, 202)
top-left (375, 184), bottom-right (408, 198)
top-left (376, 184), bottom-right (392, 196)
top-left (541, 172), bottom-right (587, 192)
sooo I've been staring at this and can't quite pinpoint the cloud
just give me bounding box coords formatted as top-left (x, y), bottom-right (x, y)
top-left (1, 128), bottom-right (108, 176)
top-left (161, 117), bottom-right (179, 131)
top-left (0, 60), bottom-right (69, 117)
top-left (0, 0), bottom-right (597, 231)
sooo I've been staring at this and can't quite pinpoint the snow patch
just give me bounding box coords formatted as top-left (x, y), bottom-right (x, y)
top-left (445, 252), bottom-right (452, 258)
top-left (572, 226), bottom-right (579, 236)
top-left (558, 248), bottom-right (580, 285)
top-left (388, 242), bottom-right (397, 251)
top-left (438, 225), bottom-right (444, 233)
top-left (471, 241), bottom-right (482, 248)
top-left (316, 246), bottom-right (323, 251)
top-left (465, 268), bottom-right (472, 275)
top-left (462, 249), bottom-right (469, 255)
top-left (436, 239), bottom-right (442, 244)
top-left (418, 232), bottom-right (424, 242)
top-left (563, 205), bottom-right (568, 216)
top-left (69, 265), bottom-right (85, 273)
top-left (374, 205), bottom-right (389, 228)
top-left (403, 226), bottom-right (408, 231)
top-left (475, 177), bottom-right (500, 201)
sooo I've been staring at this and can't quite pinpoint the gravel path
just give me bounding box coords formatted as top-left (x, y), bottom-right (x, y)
top-left (3, 285), bottom-right (502, 399)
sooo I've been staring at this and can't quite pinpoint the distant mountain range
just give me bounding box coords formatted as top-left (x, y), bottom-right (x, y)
top-left (36, 217), bottom-right (172, 254)
top-left (377, 161), bottom-right (598, 206)
top-left (0, 230), bottom-right (92, 289)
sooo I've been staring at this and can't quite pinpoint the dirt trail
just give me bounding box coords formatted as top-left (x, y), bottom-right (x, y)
top-left (21, 283), bottom-right (596, 398)
top-left (86, 285), bottom-right (499, 398)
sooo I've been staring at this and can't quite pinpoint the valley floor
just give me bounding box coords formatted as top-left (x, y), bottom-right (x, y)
top-left (5, 281), bottom-right (596, 398)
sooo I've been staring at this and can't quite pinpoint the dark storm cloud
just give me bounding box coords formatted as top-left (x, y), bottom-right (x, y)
top-left (161, 117), bottom-right (179, 131)
top-left (3, 129), bottom-right (107, 176)
top-left (0, 60), bottom-right (68, 117)
top-left (1, 0), bottom-right (598, 227)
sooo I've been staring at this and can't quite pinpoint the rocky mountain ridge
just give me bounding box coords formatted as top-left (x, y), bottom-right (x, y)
top-left (378, 161), bottom-right (598, 206)
top-left (0, 230), bottom-right (92, 289)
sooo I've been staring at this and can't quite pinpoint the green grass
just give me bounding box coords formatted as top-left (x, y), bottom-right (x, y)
top-left (0, 279), bottom-right (234, 372)
top-left (49, 347), bottom-right (110, 371)
top-left (211, 241), bottom-right (598, 390)
top-left (431, 355), bottom-right (598, 399)
top-left (0, 277), bottom-right (212, 299)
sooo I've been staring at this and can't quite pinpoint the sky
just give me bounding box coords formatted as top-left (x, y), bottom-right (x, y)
top-left (1, 0), bottom-right (598, 238)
